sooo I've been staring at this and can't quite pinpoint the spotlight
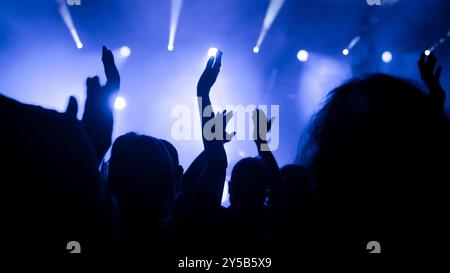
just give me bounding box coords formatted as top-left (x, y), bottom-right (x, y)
top-left (57, 0), bottom-right (83, 49)
top-left (253, 47), bottom-right (260, 54)
top-left (168, 0), bottom-right (184, 55)
top-left (342, 49), bottom-right (349, 56)
top-left (424, 50), bottom-right (431, 56)
top-left (381, 51), bottom-right (392, 63)
top-left (297, 50), bottom-right (309, 62)
top-left (208, 47), bottom-right (218, 57)
top-left (254, 0), bottom-right (286, 52)
top-left (114, 96), bottom-right (126, 110)
top-left (120, 46), bottom-right (131, 58)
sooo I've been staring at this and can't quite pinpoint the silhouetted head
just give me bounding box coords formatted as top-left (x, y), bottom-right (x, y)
top-left (299, 74), bottom-right (450, 254)
top-left (0, 95), bottom-right (119, 255)
top-left (229, 157), bottom-right (271, 208)
top-left (280, 164), bottom-right (312, 207)
top-left (108, 133), bottom-right (175, 225)
top-left (159, 139), bottom-right (184, 198)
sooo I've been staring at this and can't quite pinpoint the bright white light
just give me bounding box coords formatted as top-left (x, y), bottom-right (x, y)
top-left (381, 51), bottom-right (393, 63)
top-left (120, 46), bottom-right (131, 58)
top-left (253, 47), bottom-right (260, 54)
top-left (254, 0), bottom-right (286, 51)
top-left (342, 49), bottom-right (349, 56)
top-left (297, 50), bottom-right (309, 62)
top-left (424, 50), bottom-right (431, 56)
top-left (57, 0), bottom-right (83, 49)
top-left (168, 0), bottom-right (184, 54)
top-left (114, 97), bottom-right (126, 110)
top-left (208, 47), bottom-right (218, 57)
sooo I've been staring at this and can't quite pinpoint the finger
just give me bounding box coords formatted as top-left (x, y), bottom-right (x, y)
top-left (205, 56), bottom-right (215, 70)
top-left (419, 52), bottom-right (425, 65)
top-left (86, 76), bottom-right (101, 88)
top-left (434, 65), bottom-right (442, 81)
top-left (65, 96), bottom-right (78, 118)
top-left (102, 46), bottom-right (108, 61)
top-left (428, 54), bottom-right (437, 70)
top-left (225, 132), bottom-right (236, 143)
top-left (214, 51), bottom-right (222, 70)
top-left (418, 52), bottom-right (426, 73)
top-left (252, 108), bottom-right (258, 122)
top-left (225, 111), bottom-right (233, 125)
top-left (268, 117), bottom-right (276, 132)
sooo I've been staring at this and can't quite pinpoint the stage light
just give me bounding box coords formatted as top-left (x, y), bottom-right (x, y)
top-left (120, 46), bottom-right (131, 58)
top-left (168, 0), bottom-right (184, 54)
top-left (208, 47), bottom-right (218, 57)
top-left (254, 0), bottom-right (286, 52)
top-left (253, 47), bottom-right (260, 54)
top-left (381, 51), bottom-right (392, 63)
top-left (57, 0), bottom-right (83, 49)
top-left (424, 50), bottom-right (431, 56)
top-left (114, 96), bottom-right (126, 110)
top-left (297, 50), bottom-right (309, 62)
top-left (342, 49), bottom-right (349, 56)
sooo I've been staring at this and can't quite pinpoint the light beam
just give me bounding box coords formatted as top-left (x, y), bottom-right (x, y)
top-left (254, 0), bottom-right (285, 52)
top-left (56, 0), bottom-right (83, 49)
top-left (168, 0), bottom-right (184, 51)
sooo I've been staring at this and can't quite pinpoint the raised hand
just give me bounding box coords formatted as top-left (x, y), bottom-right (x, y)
top-left (252, 108), bottom-right (274, 146)
top-left (197, 51), bottom-right (222, 97)
top-left (215, 110), bottom-right (236, 144)
top-left (102, 46), bottom-right (120, 92)
top-left (82, 46), bottom-right (120, 164)
top-left (419, 52), bottom-right (446, 112)
top-left (193, 50), bottom-right (228, 210)
top-left (65, 96), bottom-right (78, 119)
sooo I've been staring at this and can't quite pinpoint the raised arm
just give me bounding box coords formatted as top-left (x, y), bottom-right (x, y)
top-left (194, 51), bottom-right (232, 209)
top-left (82, 46), bottom-right (120, 165)
top-left (253, 108), bottom-right (279, 174)
top-left (419, 52), bottom-right (446, 113)
top-left (253, 108), bottom-right (281, 206)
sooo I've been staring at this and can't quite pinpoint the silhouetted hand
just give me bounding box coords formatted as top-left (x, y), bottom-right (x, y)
top-left (197, 51), bottom-right (222, 97)
top-left (215, 110), bottom-right (236, 144)
top-left (65, 96), bottom-right (78, 119)
top-left (419, 52), bottom-right (446, 112)
top-left (102, 46), bottom-right (120, 92)
top-left (252, 108), bottom-right (274, 146)
top-left (82, 46), bottom-right (120, 164)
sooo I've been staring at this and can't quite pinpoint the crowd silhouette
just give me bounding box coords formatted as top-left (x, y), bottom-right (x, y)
top-left (1, 46), bottom-right (449, 267)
